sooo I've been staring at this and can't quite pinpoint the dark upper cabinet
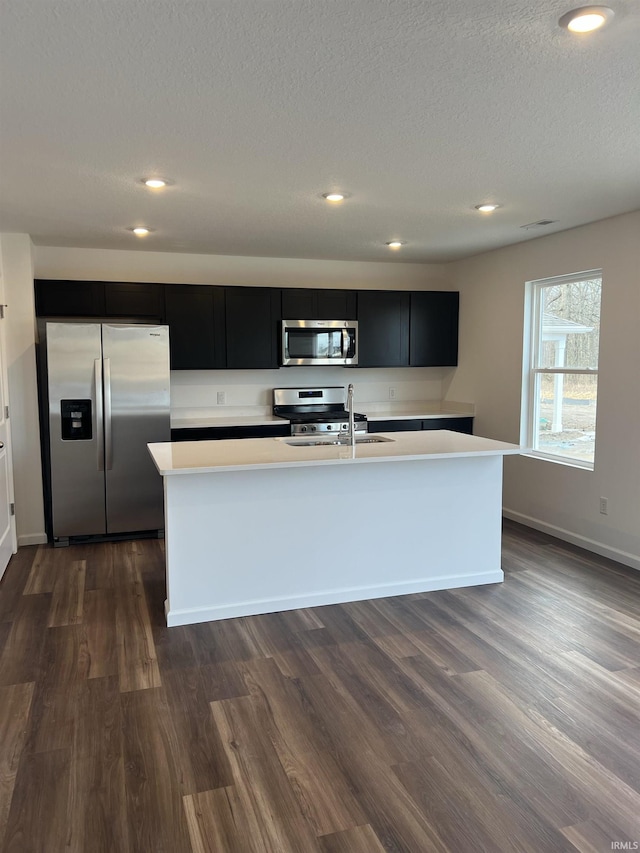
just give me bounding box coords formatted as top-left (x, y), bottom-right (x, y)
top-left (35, 280), bottom-right (106, 317)
top-left (165, 285), bottom-right (226, 370)
top-left (35, 279), bottom-right (165, 321)
top-left (225, 286), bottom-right (281, 369)
top-left (104, 282), bottom-right (165, 320)
top-left (34, 279), bottom-right (459, 371)
top-left (410, 291), bottom-right (459, 366)
top-left (281, 288), bottom-right (314, 319)
top-left (281, 288), bottom-right (357, 319)
top-left (357, 291), bottom-right (410, 368)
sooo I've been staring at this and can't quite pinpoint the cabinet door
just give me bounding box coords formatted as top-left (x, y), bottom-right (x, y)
top-left (357, 291), bottom-right (410, 367)
top-left (410, 291), bottom-right (459, 366)
top-left (35, 280), bottom-right (106, 317)
top-left (281, 289), bottom-right (315, 319)
top-left (316, 289), bottom-right (357, 319)
top-left (171, 424), bottom-right (289, 441)
top-left (281, 288), bottom-right (357, 319)
top-left (226, 287), bottom-right (280, 369)
top-left (421, 417), bottom-right (473, 434)
top-left (165, 285), bottom-right (226, 370)
top-left (368, 419), bottom-right (422, 433)
top-left (104, 282), bottom-right (165, 319)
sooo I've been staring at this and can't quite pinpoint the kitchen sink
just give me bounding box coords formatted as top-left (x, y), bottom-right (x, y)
top-left (282, 435), bottom-right (395, 447)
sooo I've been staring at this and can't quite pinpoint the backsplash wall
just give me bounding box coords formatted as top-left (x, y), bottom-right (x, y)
top-left (171, 366), bottom-right (451, 418)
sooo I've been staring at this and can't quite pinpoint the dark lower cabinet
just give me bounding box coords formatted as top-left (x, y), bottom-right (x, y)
top-left (369, 417), bottom-right (473, 434)
top-left (282, 288), bottom-right (357, 320)
top-left (165, 285), bottom-right (225, 369)
top-left (171, 424), bottom-right (289, 441)
top-left (370, 419), bottom-right (422, 432)
top-left (421, 417), bottom-right (472, 434)
top-left (357, 291), bottom-right (410, 368)
top-left (225, 287), bottom-right (281, 369)
top-left (410, 291), bottom-right (459, 366)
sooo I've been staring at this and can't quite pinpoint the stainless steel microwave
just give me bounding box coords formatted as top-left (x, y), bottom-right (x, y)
top-left (281, 320), bottom-right (358, 366)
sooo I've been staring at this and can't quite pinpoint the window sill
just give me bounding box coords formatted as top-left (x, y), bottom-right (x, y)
top-left (522, 451), bottom-right (593, 471)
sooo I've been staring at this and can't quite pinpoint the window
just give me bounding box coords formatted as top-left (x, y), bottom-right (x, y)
top-left (522, 270), bottom-right (601, 469)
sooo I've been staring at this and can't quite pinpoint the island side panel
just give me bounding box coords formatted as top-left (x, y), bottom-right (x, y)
top-left (163, 454), bottom-right (505, 626)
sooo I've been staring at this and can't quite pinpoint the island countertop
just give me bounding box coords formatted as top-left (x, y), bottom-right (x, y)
top-left (148, 429), bottom-right (522, 476)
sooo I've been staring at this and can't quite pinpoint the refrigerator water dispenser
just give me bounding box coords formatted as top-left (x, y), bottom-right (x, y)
top-left (61, 399), bottom-right (92, 440)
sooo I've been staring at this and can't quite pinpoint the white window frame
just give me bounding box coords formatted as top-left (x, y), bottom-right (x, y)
top-left (521, 269), bottom-right (601, 470)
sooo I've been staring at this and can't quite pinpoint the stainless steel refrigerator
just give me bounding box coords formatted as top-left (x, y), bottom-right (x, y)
top-left (43, 322), bottom-right (170, 543)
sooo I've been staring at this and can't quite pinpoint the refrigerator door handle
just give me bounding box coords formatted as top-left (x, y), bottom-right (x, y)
top-left (94, 358), bottom-right (104, 472)
top-left (103, 357), bottom-right (113, 471)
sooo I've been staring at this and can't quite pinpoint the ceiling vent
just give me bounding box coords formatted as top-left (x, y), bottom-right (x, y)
top-left (520, 219), bottom-right (558, 230)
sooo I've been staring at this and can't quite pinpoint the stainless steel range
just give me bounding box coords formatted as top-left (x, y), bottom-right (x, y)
top-left (272, 386), bottom-right (367, 436)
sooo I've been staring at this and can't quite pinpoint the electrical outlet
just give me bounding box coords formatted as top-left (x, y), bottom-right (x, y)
top-left (599, 496), bottom-right (608, 515)
top-left (389, 387), bottom-right (396, 400)
top-left (217, 391), bottom-right (226, 405)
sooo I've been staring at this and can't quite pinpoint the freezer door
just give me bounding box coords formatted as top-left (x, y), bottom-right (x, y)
top-left (46, 323), bottom-right (106, 537)
top-left (102, 324), bottom-right (170, 533)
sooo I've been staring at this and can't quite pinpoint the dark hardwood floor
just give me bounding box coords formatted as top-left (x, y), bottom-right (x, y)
top-left (1, 520), bottom-right (639, 852)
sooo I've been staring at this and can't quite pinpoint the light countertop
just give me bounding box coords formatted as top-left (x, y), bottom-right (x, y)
top-left (149, 430), bottom-right (521, 476)
top-left (360, 407), bottom-right (472, 421)
top-left (171, 413), bottom-right (284, 429)
top-left (170, 406), bottom-right (473, 429)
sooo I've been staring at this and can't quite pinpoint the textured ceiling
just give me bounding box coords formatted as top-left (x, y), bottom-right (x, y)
top-left (0, 0), bottom-right (639, 263)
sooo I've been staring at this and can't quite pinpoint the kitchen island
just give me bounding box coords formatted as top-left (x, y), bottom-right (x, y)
top-left (148, 431), bottom-right (521, 627)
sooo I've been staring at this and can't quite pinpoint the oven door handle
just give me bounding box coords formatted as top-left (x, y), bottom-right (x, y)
top-left (341, 328), bottom-right (350, 361)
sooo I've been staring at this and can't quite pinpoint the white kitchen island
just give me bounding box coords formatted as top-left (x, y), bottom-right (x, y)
top-left (148, 431), bottom-right (521, 627)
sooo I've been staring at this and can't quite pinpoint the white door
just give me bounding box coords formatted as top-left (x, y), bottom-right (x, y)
top-left (0, 267), bottom-right (17, 580)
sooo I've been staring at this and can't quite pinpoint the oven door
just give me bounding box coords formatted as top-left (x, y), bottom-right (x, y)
top-left (281, 320), bottom-right (358, 366)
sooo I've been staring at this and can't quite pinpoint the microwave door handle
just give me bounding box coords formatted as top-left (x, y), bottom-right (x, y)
top-left (342, 328), bottom-right (350, 361)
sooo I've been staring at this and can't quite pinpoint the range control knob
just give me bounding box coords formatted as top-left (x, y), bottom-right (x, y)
top-left (310, 425), bottom-right (317, 432)
top-left (300, 425), bottom-right (308, 433)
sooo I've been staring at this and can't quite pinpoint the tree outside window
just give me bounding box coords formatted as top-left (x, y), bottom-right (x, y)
top-left (523, 271), bottom-right (601, 468)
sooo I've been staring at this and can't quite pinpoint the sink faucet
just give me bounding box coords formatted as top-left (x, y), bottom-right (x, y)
top-left (346, 383), bottom-right (355, 447)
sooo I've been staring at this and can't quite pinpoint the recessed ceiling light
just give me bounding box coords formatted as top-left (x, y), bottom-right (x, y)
top-left (475, 203), bottom-right (501, 213)
top-left (141, 177), bottom-right (173, 189)
top-left (386, 241), bottom-right (406, 249)
top-left (129, 226), bottom-right (154, 236)
top-left (559, 6), bottom-right (614, 32)
top-left (322, 192), bottom-right (347, 202)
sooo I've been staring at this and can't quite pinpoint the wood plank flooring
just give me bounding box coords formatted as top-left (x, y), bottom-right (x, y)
top-left (1, 521), bottom-right (639, 852)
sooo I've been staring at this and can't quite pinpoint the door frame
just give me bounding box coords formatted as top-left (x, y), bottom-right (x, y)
top-left (0, 265), bottom-right (18, 580)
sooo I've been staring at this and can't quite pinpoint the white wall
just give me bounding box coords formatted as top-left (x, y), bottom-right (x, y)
top-left (34, 246), bottom-right (452, 290)
top-left (0, 234), bottom-right (46, 545)
top-left (446, 211), bottom-right (640, 569)
top-left (171, 366), bottom-right (452, 420)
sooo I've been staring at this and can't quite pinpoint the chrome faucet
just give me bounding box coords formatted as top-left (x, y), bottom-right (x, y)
top-left (346, 383), bottom-right (355, 447)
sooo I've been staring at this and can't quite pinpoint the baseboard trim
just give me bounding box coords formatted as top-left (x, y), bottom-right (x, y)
top-left (166, 570), bottom-right (505, 627)
top-left (503, 509), bottom-right (640, 571)
top-left (18, 532), bottom-right (48, 547)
